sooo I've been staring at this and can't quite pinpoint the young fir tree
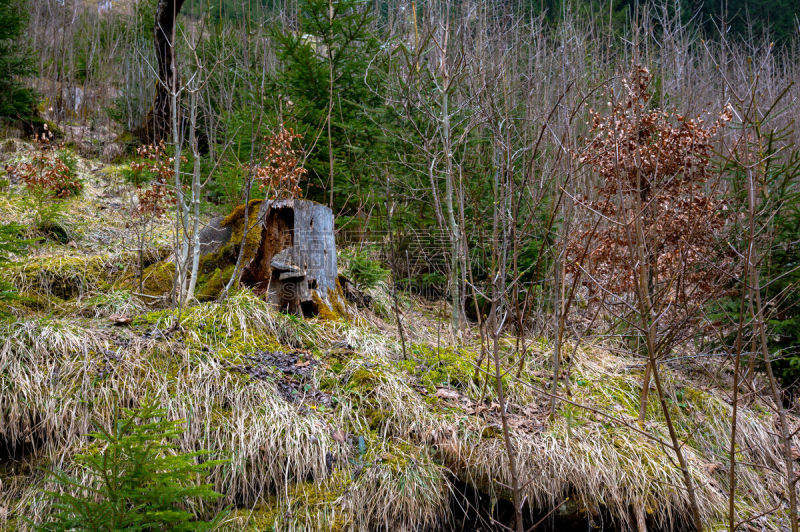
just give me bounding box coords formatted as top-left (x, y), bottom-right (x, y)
top-left (272, 0), bottom-right (383, 211)
top-left (0, 223), bottom-right (29, 307)
top-left (40, 399), bottom-right (226, 531)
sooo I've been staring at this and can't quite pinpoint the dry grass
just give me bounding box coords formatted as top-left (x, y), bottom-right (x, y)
top-left (0, 167), bottom-right (797, 529)
top-left (4, 253), bottom-right (128, 300)
top-left (2, 261), bottom-right (798, 531)
top-left (3, 286), bottom-right (797, 530)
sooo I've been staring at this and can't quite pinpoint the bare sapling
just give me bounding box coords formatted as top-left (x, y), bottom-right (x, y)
top-left (128, 142), bottom-right (176, 294)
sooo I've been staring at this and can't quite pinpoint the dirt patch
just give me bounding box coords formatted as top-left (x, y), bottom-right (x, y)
top-left (224, 350), bottom-right (331, 406)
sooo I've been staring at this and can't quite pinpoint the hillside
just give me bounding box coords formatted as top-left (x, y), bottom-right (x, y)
top-left (2, 0), bottom-right (800, 530)
top-left (0, 143), bottom-right (796, 530)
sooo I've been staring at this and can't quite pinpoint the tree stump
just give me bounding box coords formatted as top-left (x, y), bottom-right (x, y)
top-left (241, 199), bottom-right (338, 316)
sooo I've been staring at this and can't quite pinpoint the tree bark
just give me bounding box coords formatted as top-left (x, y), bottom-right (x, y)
top-left (185, 89), bottom-right (201, 302)
top-left (152, 0), bottom-right (185, 143)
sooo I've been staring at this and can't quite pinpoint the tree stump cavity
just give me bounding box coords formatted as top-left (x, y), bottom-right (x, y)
top-left (241, 199), bottom-right (338, 316)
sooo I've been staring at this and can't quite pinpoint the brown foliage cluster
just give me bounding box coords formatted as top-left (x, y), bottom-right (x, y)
top-left (253, 125), bottom-right (306, 200)
top-left (131, 141), bottom-right (179, 218)
top-left (8, 128), bottom-right (83, 199)
top-left (569, 66), bottom-right (733, 312)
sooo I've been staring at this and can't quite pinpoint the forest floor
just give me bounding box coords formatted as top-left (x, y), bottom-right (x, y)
top-left (1, 137), bottom-right (798, 531)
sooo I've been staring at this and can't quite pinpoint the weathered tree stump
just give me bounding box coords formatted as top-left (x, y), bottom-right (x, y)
top-left (241, 199), bottom-right (338, 316)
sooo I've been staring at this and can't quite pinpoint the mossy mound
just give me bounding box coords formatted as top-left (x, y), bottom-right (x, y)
top-left (3, 253), bottom-right (131, 301)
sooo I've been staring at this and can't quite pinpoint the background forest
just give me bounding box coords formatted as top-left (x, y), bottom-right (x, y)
top-left (1, 0), bottom-right (800, 530)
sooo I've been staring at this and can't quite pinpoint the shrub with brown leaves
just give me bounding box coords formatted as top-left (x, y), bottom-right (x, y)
top-left (252, 125), bottom-right (307, 200)
top-left (130, 141), bottom-right (178, 218)
top-left (569, 65), bottom-right (733, 326)
top-left (8, 127), bottom-right (83, 231)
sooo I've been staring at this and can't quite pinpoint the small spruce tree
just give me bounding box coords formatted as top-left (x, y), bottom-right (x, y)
top-left (40, 398), bottom-right (226, 531)
top-left (0, 222), bottom-right (29, 307)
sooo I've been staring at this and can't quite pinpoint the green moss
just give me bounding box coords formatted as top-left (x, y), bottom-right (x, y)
top-left (145, 346), bottom-right (189, 379)
top-left (222, 199), bottom-right (264, 265)
top-left (580, 376), bottom-right (645, 419)
top-left (329, 281), bottom-right (349, 317)
top-left (214, 331), bottom-right (285, 362)
top-left (272, 472), bottom-right (352, 531)
top-left (398, 344), bottom-right (481, 393)
top-left (225, 499), bottom-right (279, 531)
top-left (364, 408), bottom-right (393, 430)
top-left (5, 290), bottom-right (65, 312)
top-left (347, 366), bottom-right (386, 391)
top-left (312, 291), bottom-right (340, 320)
top-left (222, 199), bottom-right (262, 228)
top-left (139, 260), bottom-right (175, 296)
top-left (6, 254), bottom-right (123, 300)
top-left (196, 265), bottom-right (234, 301)
top-left (133, 296), bottom-right (291, 364)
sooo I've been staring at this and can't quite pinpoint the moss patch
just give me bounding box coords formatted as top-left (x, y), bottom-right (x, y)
top-left (397, 343), bottom-right (482, 394)
top-left (224, 499), bottom-right (279, 531)
top-left (139, 260), bottom-right (175, 296)
top-left (196, 265), bottom-right (235, 301)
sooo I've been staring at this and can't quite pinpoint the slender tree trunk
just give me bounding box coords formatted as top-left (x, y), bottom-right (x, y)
top-left (223, 175), bottom-right (252, 297)
top-left (327, 0), bottom-right (335, 209)
top-left (637, 184), bottom-right (655, 423)
top-left (638, 354), bottom-right (653, 422)
top-left (728, 163), bottom-right (757, 530)
top-left (489, 157), bottom-right (523, 532)
top-left (386, 191), bottom-right (407, 359)
top-left (185, 89), bottom-right (201, 302)
top-left (137, 226), bottom-right (145, 294)
top-left (630, 197), bottom-right (702, 529)
top-left (550, 242), bottom-right (565, 417)
top-left (170, 62), bottom-right (187, 308)
top-left (645, 321), bottom-right (703, 529)
top-left (439, 19), bottom-right (460, 334)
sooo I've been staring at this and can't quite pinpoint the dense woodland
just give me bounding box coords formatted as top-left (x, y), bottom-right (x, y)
top-left (1, 0), bottom-right (800, 530)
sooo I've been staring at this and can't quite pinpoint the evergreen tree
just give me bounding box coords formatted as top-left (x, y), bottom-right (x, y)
top-left (0, 0), bottom-right (36, 121)
top-left (691, 0), bottom-right (800, 46)
top-left (0, 223), bottom-right (29, 308)
top-left (272, 0), bottom-right (384, 211)
top-left (40, 399), bottom-right (226, 531)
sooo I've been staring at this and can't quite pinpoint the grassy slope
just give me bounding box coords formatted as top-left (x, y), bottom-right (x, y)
top-left (0, 145), bottom-right (796, 531)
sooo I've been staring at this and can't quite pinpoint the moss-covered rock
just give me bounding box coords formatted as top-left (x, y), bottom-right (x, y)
top-left (139, 260), bottom-right (176, 296)
top-left (137, 200), bottom-right (265, 301)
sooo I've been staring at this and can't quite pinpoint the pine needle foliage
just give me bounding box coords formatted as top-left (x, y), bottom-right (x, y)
top-left (38, 398), bottom-right (227, 532)
top-left (0, 0), bottom-right (36, 120)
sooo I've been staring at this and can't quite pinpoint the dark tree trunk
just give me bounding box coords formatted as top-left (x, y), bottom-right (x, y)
top-left (150, 0), bottom-right (185, 143)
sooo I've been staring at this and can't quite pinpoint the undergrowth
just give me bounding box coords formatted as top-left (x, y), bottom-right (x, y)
top-left (1, 288), bottom-right (794, 530)
top-left (0, 148), bottom-right (795, 530)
